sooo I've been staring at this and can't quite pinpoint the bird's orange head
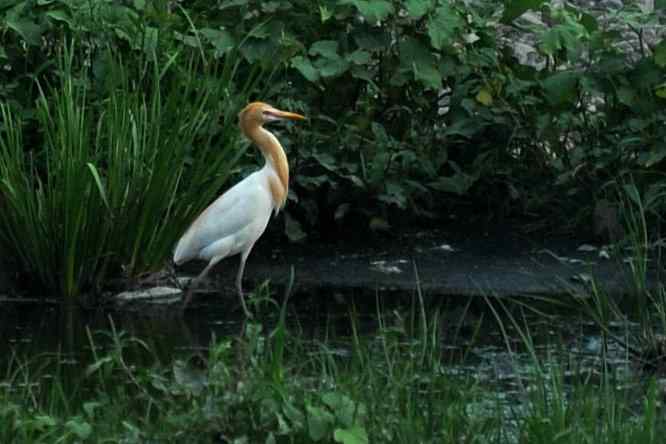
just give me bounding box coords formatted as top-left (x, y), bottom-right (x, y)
top-left (238, 102), bottom-right (305, 131)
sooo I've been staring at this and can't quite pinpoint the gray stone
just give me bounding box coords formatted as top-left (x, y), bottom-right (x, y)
top-left (113, 286), bottom-right (183, 307)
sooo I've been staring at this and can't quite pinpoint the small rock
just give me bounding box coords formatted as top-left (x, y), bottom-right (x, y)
top-left (370, 260), bottom-right (403, 274)
top-left (599, 248), bottom-right (611, 260)
top-left (113, 286), bottom-right (183, 307)
top-left (433, 243), bottom-right (457, 252)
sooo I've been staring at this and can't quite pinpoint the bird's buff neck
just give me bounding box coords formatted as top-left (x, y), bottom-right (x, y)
top-left (242, 124), bottom-right (289, 209)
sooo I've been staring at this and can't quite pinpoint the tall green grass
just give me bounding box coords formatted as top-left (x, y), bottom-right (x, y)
top-left (0, 44), bottom-right (263, 302)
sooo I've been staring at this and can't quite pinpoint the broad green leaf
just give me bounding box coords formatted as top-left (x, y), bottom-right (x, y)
top-left (334, 425), bottom-right (369, 444)
top-left (633, 59), bottom-right (662, 85)
top-left (638, 147), bottom-right (666, 167)
top-left (46, 10), bottom-right (73, 27)
top-left (501, 0), bottom-right (547, 24)
top-left (351, 65), bottom-right (376, 86)
top-left (427, 5), bottom-right (462, 50)
top-left (476, 89), bottom-right (493, 106)
top-left (400, 37), bottom-right (442, 89)
top-left (541, 71), bottom-right (578, 106)
top-left (291, 56), bottom-right (320, 82)
top-left (340, 0), bottom-right (394, 23)
top-left (322, 393), bottom-right (365, 428)
top-left (380, 182), bottom-right (407, 208)
top-left (444, 118), bottom-right (483, 138)
top-left (314, 56), bottom-right (350, 77)
top-left (140, 26), bottom-right (159, 53)
top-left (309, 40), bottom-right (339, 59)
top-left (353, 27), bottom-right (391, 51)
top-left (347, 49), bottom-right (371, 65)
top-left (313, 152), bottom-right (337, 171)
top-left (5, 17), bottom-right (44, 46)
top-left (200, 28), bottom-right (236, 54)
top-left (310, 41), bottom-right (349, 77)
top-left (241, 39), bottom-right (277, 64)
top-left (307, 405), bottom-right (334, 441)
top-left (32, 415), bottom-right (57, 430)
top-left (261, 1), bottom-right (281, 13)
top-left (580, 12), bottom-right (598, 33)
top-left (655, 84), bottom-right (666, 99)
top-left (405, 0), bottom-right (433, 18)
top-left (539, 28), bottom-right (563, 55)
top-left (540, 20), bottom-right (587, 61)
top-left (65, 419), bottom-right (92, 439)
top-left (654, 40), bottom-right (666, 68)
top-left (285, 213), bottom-right (307, 242)
top-left (617, 87), bottom-right (635, 106)
top-left (430, 170), bottom-right (478, 194)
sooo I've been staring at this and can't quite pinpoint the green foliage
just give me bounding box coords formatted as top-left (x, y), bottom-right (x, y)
top-left (194, 0), bottom-right (666, 236)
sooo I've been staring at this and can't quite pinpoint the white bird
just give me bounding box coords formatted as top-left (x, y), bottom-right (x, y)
top-left (173, 102), bottom-right (305, 316)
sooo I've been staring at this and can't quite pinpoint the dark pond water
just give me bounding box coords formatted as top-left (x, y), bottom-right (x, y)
top-left (0, 291), bottom-right (639, 389)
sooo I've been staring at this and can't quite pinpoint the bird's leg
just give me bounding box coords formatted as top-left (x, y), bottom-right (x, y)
top-left (182, 257), bottom-right (221, 310)
top-left (236, 251), bottom-right (253, 318)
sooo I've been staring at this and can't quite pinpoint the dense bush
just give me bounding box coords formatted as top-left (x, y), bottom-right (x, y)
top-left (202, 0), bottom-right (666, 236)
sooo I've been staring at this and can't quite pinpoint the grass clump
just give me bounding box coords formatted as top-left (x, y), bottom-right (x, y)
top-left (0, 43), bottom-right (263, 303)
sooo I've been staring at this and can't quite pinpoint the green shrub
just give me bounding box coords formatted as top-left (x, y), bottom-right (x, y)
top-left (188, 0), bottom-right (666, 235)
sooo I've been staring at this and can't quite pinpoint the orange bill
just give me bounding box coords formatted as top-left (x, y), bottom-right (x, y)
top-left (266, 109), bottom-right (306, 121)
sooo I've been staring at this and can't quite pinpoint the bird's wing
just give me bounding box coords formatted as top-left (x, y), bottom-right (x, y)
top-left (173, 172), bottom-right (273, 264)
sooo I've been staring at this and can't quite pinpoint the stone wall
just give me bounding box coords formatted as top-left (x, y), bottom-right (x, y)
top-left (505, 0), bottom-right (664, 69)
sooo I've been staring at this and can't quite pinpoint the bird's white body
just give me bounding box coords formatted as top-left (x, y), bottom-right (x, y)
top-left (173, 164), bottom-right (275, 266)
top-left (174, 102), bottom-right (304, 315)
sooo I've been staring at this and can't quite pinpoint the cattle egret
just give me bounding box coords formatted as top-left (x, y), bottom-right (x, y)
top-left (173, 102), bottom-right (305, 316)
